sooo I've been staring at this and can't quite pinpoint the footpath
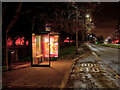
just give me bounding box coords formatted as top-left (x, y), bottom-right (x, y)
top-left (2, 47), bottom-right (91, 89)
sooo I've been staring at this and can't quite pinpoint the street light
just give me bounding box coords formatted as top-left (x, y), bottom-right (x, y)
top-left (90, 35), bottom-right (92, 38)
top-left (86, 14), bottom-right (90, 18)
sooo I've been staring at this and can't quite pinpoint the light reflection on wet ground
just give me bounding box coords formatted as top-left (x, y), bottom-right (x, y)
top-left (65, 54), bottom-right (119, 88)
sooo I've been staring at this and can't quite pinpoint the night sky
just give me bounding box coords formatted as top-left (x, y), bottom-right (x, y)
top-left (92, 2), bottom-right (120, 39)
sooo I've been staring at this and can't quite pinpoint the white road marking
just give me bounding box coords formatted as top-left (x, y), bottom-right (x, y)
top-left (94, 64), bottom-right (97, 67)
top-left (86, 67), bottom-right (89, 72)
top-left (84, 63), bottom-right (87, 66)
top-left (79, 67), bottom-right (83, 72)
top-left (92, 68), bottom-right (100, 72)
top-left (79, 63), bottom-right (100, 72)
top-left (81, 63), bottom-right (84, 67)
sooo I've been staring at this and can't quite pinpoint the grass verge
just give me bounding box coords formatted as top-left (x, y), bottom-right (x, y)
top-left (98, 43), bottom-right (120, 49)
top-left (60, 46), bottom-right (76, 57)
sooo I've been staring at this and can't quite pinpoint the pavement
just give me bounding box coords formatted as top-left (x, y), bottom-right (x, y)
top-left (3, 60), bottom-right (73, 89)
top-left (2, 47), bottom-right (90, 89)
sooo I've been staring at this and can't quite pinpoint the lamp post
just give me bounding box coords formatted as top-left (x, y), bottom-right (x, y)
top-left (75, 7), bottom-right (79, 54)
top-left (72, 3), bottom-right (79, 55)
top-left (90, 35), bottom-right (92, 42)
top-left (86, 14), bottom-right (90, 23)
top-left (85, 14), bottom-right (90, 43)
top-left (87, 34), bottom-right (89, 42)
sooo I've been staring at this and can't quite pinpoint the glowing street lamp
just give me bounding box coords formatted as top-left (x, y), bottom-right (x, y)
top-left (90, 35), bottom-right (92, 38)
top-left (86, 14), bottom-right (90, 18)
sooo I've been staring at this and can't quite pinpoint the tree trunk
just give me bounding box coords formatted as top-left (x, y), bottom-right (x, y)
top-left (75, 8), bottom-right (79, 55)
top-left (5, 3), bottom-right (22, 70)
top-left (76, 30), bottom-right (78, 54)
top-left (6, 3), bottom-right (22, 33)
top-left (5, 34), bottom-right (8, 70)
top-left (82, 28), bottom-right (85, 43)
top-left (32, 16), bottom-right (36, 31)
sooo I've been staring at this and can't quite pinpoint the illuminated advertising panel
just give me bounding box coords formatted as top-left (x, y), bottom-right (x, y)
top-left (50, 35), bottom-right (58, 57)
top-left (42, 35), bottom-right (58, 58)
top-left (32, 35), bottom-right (37, 64)
top-left (42, 35), bottom-right (49, 58)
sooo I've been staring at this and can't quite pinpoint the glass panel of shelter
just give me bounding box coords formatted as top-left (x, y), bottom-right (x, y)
top-left (32, 33), bottom-right (50, 66)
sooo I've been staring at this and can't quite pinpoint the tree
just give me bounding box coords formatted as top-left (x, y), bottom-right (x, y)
top-left (115, 20), bottom-right (120, 43)
top-left (2, 2), bottom-right (22, 70)
top-left (97, 35), bottom-right (104, 43)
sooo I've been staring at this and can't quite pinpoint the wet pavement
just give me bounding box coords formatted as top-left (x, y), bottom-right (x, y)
top-left (2, 47), bottom-right (89, 89)
top-left (2, 60), bottom-right (73, 89)
top-left (65, 44), bottom-right (119, 88)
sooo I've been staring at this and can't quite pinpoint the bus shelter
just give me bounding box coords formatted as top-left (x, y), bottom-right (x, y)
top-left (31, 31), bottom-right (59, 67)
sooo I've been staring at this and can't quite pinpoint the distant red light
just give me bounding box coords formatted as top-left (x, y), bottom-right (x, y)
top-left (70, 40), bottom-right (74, 43)
top-left (112, 41), bottom-right (114, 44)
top-left (64, 40), bottom-right (69, 43)
top-left (116, 40), bottom-right (119, 43)
top-left (26, 41), bottom-right (29, 45)
top-left (66, 37), bottom-right (69, 40)
top-left (15, 37), bottom-right (25, 45)
top-left (7, 38), bottom-right (13, 46)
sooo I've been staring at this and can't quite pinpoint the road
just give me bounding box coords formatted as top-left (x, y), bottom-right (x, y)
top-left (65, 43), bottom-right (120, 88)
top-left (88, 43), bottom-right (119, 74)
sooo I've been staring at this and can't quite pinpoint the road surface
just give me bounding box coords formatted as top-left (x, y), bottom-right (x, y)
top-left (65, 43), bottom-right (120, 88)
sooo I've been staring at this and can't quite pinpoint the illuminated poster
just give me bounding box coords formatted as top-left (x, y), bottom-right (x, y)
top-left (42, 35), bottom-right (58, 58)
top-left (50, 35), bottom-right (58, 57)
top-left (32, 35), bottom-right (36, 64)
top-left (42, 35), bottom-right (49, 58)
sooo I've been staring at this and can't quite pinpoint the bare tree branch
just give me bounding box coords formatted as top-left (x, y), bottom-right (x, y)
top-left (6, 2), bottom-right (22, 34)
